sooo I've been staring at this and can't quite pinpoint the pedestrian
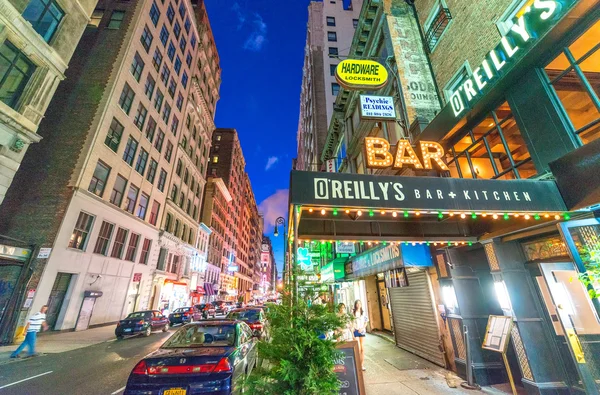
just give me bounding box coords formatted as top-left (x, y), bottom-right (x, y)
top-left (336, 303), bottom-right (353, 342)
top-left (352, 299), bottom-right (368, 371)
top-left (10, 305), bottom-right (49, 358)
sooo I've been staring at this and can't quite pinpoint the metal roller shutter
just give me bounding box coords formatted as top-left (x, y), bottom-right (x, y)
top-left (388, 270), bottom-right (445, 367)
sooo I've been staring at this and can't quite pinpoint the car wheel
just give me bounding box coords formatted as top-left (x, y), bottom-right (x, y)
top-left (144, 326), bottom-right (152, 337)
top-left (163, 323), bottom-right (169, 332)
top-left (116, 335), bottom-right (124, 340)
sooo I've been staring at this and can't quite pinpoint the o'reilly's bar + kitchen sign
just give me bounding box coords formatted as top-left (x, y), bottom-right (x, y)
top-left (290, 171), bottom-right (567, 213)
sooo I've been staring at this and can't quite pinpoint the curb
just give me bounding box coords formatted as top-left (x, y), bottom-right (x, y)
top-left (370, 331), bottom-right (395, 344)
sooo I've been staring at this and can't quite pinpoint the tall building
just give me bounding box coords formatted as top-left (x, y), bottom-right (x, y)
top-left (295, 0), bottom-right (362, 171)
top-left (206, 128), bottom-right (262, 302)
top-left (260, 236), bottom-right (276, 295)
top-left (0, 0), bottom-right (97, 205)
top-left (0, 0), bottom-right (219, 337)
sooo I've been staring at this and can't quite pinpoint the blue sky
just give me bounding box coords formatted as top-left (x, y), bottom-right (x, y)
top-left (204, 0), bottom-right (309, 275)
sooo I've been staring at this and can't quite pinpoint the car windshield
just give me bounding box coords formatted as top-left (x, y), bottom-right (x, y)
top-left (127, 312), bottom-right (151, 319)
top-left (228, 310), bottom-right (260, 321)
top-left (173, 308), bottom-right (189, 313)
top-left (162, 324), bottom-right (237, 348)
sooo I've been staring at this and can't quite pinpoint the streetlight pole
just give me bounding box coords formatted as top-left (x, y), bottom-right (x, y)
top-left (273, 216), bottom-right (287, 287)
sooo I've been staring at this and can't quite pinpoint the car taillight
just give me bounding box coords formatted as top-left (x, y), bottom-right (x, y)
top-left (132, 360), bottom-right (148, 375)
top-left (184, 312), bottom-right (191, 316)
top-left (249, 323), bottom-right (263, 330)
top-left (213, 358), bottom-right (232, 373)
top-left (138, 320), bottom-right (145, 325)
top-left (116, 322), bottom-right (121, 327)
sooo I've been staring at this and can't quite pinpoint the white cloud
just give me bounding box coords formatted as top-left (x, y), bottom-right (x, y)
top-left (231, 3), bottom-right (245, 30)
top-left (258, 189), bottom-right (289, 233)
top-left (243, 13), bottom-right (267, 51)
top-left (265, 156), bottom-right (278, 171)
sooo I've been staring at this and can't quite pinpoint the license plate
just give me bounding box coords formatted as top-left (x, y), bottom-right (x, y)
top-left (124, 328), bottom-right (132, 332)
top-left (163, 389), bottom-right (186, 395)
top-left (174, 314), bottom-right (180, 317)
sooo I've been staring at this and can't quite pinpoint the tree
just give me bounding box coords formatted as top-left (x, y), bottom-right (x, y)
top-left (247, 279), bottom-right (349, 395)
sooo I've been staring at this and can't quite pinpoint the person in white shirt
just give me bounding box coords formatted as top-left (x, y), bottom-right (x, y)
top-left (10, 305), bottom-right (48, 358)
top-left (352, 300), bottom-right (368, 371)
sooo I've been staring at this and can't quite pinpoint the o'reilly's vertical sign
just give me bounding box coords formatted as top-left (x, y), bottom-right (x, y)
top-left (450, 0), bottom-right (569, 117)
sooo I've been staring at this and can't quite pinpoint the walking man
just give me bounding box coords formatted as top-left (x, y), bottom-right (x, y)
top-left (10, 305), bottom-right (49, 358)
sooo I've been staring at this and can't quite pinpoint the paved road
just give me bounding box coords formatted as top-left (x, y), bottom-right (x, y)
top-left (0, 328), bottom-right (174, 395)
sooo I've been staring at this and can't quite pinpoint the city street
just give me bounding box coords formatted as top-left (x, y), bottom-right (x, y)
top-left (0, 329), bottom-right (173, 395)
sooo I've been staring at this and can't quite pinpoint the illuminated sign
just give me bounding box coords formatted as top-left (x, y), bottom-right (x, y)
top-left (335, 59), bottom-right (388, 90)
top-left (364, 137), bottom-right (449, 171)
top-left (359, 95), bottom-right (396, 120)
top-left (297, 247), bottom-right (312, 269)
top-left (450, 0), bottom-right (565, 117)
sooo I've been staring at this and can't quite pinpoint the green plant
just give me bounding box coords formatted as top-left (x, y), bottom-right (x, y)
top-left (578, 241), bottom-right (600, 299)
top-left (247, 280), bottom-right (349, 395)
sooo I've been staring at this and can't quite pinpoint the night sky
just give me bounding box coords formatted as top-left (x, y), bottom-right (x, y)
top-left (204, 0), bottom-right (310, 275)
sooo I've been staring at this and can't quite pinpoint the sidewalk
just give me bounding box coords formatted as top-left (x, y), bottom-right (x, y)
top-left (363, 334), bottom-right (516, 395)
top-left (0, 325), bottom-right (116, 363)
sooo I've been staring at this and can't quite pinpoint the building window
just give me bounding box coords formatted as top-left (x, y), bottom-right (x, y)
top-left (146, 159), bottom-right (158, 183)
top-left (327, 32), bottom-right (337, 42)
top-left (139, 238), bottom-right (152, 264)
top-left (184, 17), bottom-right (191, 33)
top-left (424, 1), bottom-right (452, 52)
top-left (171, 184), bottom-right (178, 201)
top-left (176, 93), bottom-right (183, 110)
top-left (111, 227), bottom-right (128, 259)
top-left (326, 16), bottom-right (335, 26)
top-left (216, 134), bottom-right (221, 141)
top-left (353, 19), bottom-right (358, 28)
top-left (165, 141), bottom-right (173, 162)
top-left (179, 36), bottom-right (187, 52)
top-left (130, 51), bottom-right (144, 82)
top-left (68, 212), bottom-right (94, 250)
top-left (144, 75), bottom-right (156, 99)
top-left (94, 221), bottom-right (114, 255)
top-left (159, 25), bottom-right (169, 47)
top-left (149, 200), bottom-right (161, 225)
top-left (140, 25), bottom-right (153, 52)
top-left (167, 41), bottom-right (176, 60)
top-left (178, 2), bottom-right (186, 18)
top-left (544, 19), bottom-right (600, 145)
top-left (330, 64), bottom-right (337, 76)
top-left (174, 56), bottom-right (182, 75)
top-left (186, 52), bottom-right (192, 67)
top-left (152, 49), bottom-right (163, 72)
top-left (123, 136), bottom-right (138, 166)
top-left (110, 174), bottom-right (127, 207)
top-left (0, 42), bottom-right (36, 109)
top-left (166, 4), bottom-right (175, 23)
top-left (88, 160), bottom-right (111, 197)
top-left (443, 61), bottom-right (472, 103)
top-left (125, 233), bottom-right (140, 261)
top-left (182, 71), bottom-right (188, 88)
top-left (183, 168), bottom-right (189, 185)
top-left (125, 184), bottom-right (139, 214)
top-left (212, 155), bottom-right (218, 163)
top-left (154, 89), bottom-right (164, 112)
top-left (157, 169), bottom-right (167, 191)
top-left (133, 103), bottom-right (148, 130)
top-left (171, 116), bottom-right (179, 135)
top-left (155, 129), bottom-right (165, 152)
top-left (145, 116), bottom-right (157, 142)
top-left (331, 83), bottom-right (340, 96)
top-left (149, 2), bottom-right (160, 26)
top-left (328, 47), bottom-right (338, 56)
top-left (107, 10), bottom-right (125, 29)
top-left (89, 9), bottom-right (104, 27)
top-left (190, 34), bottom-right (196, 49)
top-left (160, 64), bottom-right (170, 84)
top-left (104, 117), bottom-right (124, 152)
top-left (176, 158), bottom-right (183, 176)
top-left (135, 149), bottom-right (149, 174)
top-left (173, 21), bottom-right (181, 38)
top-left (446, 101), bottom-right (536, 180)
top-left (165, 213), bottom-right (172, 231)
top-left (118, 83), bottom-right (135, 114)
top-left (162, 102), bottom-right (171, 123)
top-left (22, 0), bottom-right (65, 42)
top-left (174, 219), bottom-right (180, 236)
top-left (168, 78), bottom-right (176, 98)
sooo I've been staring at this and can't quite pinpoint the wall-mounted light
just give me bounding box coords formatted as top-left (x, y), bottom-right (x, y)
top-left (494, 281), bottom-right (512, 311)
top-left (442, 285), bottom-right (458, 310)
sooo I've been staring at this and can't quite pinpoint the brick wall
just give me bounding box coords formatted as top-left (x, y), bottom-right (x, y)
top-left (414, 0), bottom-right (514, 101)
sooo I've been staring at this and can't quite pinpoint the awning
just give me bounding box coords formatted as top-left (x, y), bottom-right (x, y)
top-left (204, 283), bottom-right (216, 296)
top-left (192, 286), bottom-right (205, 295)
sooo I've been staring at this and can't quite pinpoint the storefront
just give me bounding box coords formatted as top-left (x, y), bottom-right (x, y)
top-left (0, 243), bottom-right (32, 345)
top-left (219, 273), bottom-right (238, 301)
top-left (157, 279), bottom-right (189, 313)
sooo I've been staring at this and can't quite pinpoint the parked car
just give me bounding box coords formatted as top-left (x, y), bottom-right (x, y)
top-left (195, 303), bottom-right (217, 319)
top-left (116, 310), bottom-right (169, 339)
top-left (226, 308), bottom-right (269, 340)
top-left (168, 306), bottom-right (203, 325)
top-left (212, 301), bottom-right (231, 315)
top-left (124, 320), bottom-right (258, 395)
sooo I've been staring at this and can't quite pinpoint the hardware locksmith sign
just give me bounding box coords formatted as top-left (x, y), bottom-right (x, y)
top-left (290, 171), bottom-right (567, 212)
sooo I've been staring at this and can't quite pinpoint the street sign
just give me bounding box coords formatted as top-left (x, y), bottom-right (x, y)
top-left (37, 248), bottom-right (52, 259)
top-left (132, 273), bottom-right (142, 282)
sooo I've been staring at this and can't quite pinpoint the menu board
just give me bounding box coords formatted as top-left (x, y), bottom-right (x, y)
top-left (334, 341), bottom-right (365, 395)
top-left (482, 315), bottom-right (513, 353)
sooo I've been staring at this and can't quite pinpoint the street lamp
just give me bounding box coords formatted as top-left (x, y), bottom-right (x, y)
top-left (273, 216), bottom-right (287, 285)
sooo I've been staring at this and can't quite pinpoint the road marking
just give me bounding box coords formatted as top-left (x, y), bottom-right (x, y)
top-left (111, 386), bottom-right (126, 394)
top-left (0, 371), bottom-right (53, 389)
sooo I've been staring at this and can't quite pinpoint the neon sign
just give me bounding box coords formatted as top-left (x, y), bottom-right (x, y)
top-left (364, 137), bottom-right (449, 171)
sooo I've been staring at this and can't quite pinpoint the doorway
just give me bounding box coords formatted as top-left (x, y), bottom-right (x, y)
top-left (46, 273), bottom-right (73, 330)
top-left (376, 279), bottom-right (392, 332)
